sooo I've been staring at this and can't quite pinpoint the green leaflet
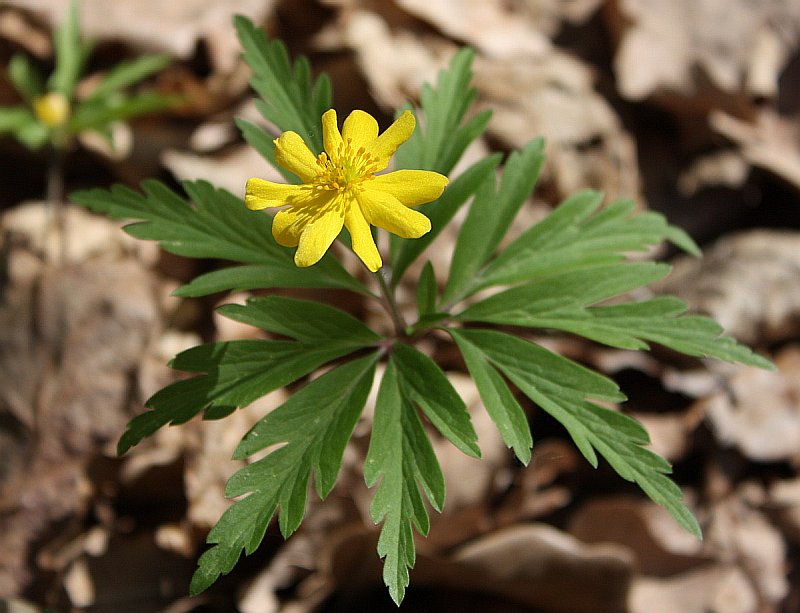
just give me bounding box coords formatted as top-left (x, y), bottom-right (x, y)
top-left (217, 295), bottom-right (381, 345)
top-left (392, 343), bottom-right (481, 458)
top-left (8, 54), bottom-right (44, 102)
top-left (442, 138), bottom-right (545, 305)
top-left (390, 153), bottom-right (501, 284)
top-left (448, 328), bottom-right (700, 537)
top-left (191, 353), bottom-right (378, 595)
top-left (234, 15), bottom-right (331, 154)
top-left (71, 179), bottom-right (366, 295)
top-left (365, 359), bottom-right (445, 605)
top-left (118, 339), bottom-right (362, 454)
top-left (393, 47), bottom-right (491, 176)
top-left (456, 264), bottom-right (772, 368)
top-left (416, 261), bottom-right (437, 319)
top-left (450, 191), bottom-right (701, 304)
top-left (451, 332), bottom-right (532, 465)
top-left (85, 54), bottom-right (171, 101)
top-left (48, 0), bottom-right (91, 98)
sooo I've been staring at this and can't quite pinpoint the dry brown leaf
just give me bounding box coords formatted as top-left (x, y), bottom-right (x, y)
top-left (608, 0), bottom-right (800, 102)
top-left (4, 0), bottom-right (276, 72)
top-left (474, 51), bottom-right (642, 202)
top-left (700, 346), bottom-right (800, 462)
top-left (393, 0), bottom-right (551, 58)
top-left (569, 497), bottom-right (708, 576)
top-left (657, 230), bottom-right (800, 345)
top-left (706, 490), bottom-right (788, 605)
top-left (711, 109), bottom-right (800, 191)
top-left (629, 565), bottom-right (758, 613)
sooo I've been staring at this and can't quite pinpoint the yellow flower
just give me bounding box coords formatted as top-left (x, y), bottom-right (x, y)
top-left (33, 92), bottom-right (70, 128)
top-left (245, 109), bottom-right (448, 272)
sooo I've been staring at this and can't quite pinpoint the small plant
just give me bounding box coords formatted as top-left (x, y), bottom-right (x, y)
top-left (0, 0), bottom-right (176, 214)
top-left (73, 16), bottom-right (772, 605)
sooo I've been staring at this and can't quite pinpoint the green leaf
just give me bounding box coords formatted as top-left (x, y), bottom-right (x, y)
top-left (449, 328), bottom-right (700, 537)
top-left (416, 261), bottom-right (437, 319)
top-left (0, 106), bottom-right (33, 132)
top-left (456, 262), bottom-right (672, 347)
top-left (390, 153), bottom-right (501, 283)
top-left (48, 0), bottom-right (88, 98)
top-left (191, 353), bottom-right (378, 595)
top-left (70, 179), bottom-right (367, 294)
top-left (118, 339), bottom-right (360, 454)
top-left (472, 193), bottom-right (695, 297)
top-left (217, 296), bottom-right (381, 345)
top-left (442, 138), bottom-right (545, 305)
top-left (86, 54), bottom-right (171, 101)
top-left (69, 92), bottom-right (178, 133)
top-left (235, 15), bottom-right (331, 154)
top-left (394, 47), bottom-right (490, 175)
top-left (456, 262), bottom-right (772, 368)
top-left (8, 54), bottom-right (45, 101)
top-left (451, 332), bottom-right (532, 465)
top-left (364, 359), bottom-right (445, 604)
top-left (392, 343), bottom-right (480, 457)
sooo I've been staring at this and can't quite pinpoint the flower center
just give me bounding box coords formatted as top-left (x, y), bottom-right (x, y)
top-left (314, 138), bottom-right (381, 194)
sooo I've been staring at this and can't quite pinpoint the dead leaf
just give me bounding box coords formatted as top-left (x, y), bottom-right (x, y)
top-left (4, 0), bottom-right (278, 72)
top-left (699, 346), bottom-right (800, 463)
top-left (629, 565), bottom-right (758, 613)
top-left (711, 109), bottom-right (800, 191)
top-left (657, 230), bottom-right (800, 345)
top-left (608, 0), bottom-right (800, 102)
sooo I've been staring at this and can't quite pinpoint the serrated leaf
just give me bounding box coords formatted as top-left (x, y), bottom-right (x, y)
top-left (448, 328), bottom-right (623, 465)
top-left (217, 296), bottom-right (381, 345)
top-left (456, 262), bottom-right (672, 348)
top-left (392, 342), bottom-right (480, 458)
top-left (390, 153), bottom-right (501, 283)
top-left (449, 328), bottom-right (700, 537)
top-left (462, 193), bottom-right (695, 299)
top-left (394, 47), bottom-right (489, 175)
top-left (235, 15), bottom-right (330, 154)
top-left (451, 332), bottom-right (532, 465)
top-left (70, 179), bottom-right (366, 294)
top-left (191, 353), bottom-right (378, 595)
top-left (364, 359), bottom-right (445, 604)
top-left (86, 54), bottom-right (171, 101)
top-left (443, 138), bottom-right (545, 305)
top-left (118, 339), bottom-right (359, 454)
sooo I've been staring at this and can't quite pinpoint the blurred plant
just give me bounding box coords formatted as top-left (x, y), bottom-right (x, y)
top-left (73, 16), bottom-right (773, 606)
top-left (0, 0), bottom-right (176, 251)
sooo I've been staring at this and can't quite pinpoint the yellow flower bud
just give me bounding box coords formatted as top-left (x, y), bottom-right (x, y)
top-left (33, 92), bottom-right (70, 128)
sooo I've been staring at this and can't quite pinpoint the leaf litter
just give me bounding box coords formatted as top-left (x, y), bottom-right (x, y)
top-left (1, 0), bottom-right (799, 611)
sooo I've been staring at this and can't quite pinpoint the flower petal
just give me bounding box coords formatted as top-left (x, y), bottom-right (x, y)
top-left (272, 208), bottom-right (307, 247)
top-left (345, 200), bottom-right (382, 272)
top-left (322, 109), bottom-right (343, 160)
top-left (367, 110), bottom-right (415, 171)
top-left (245, 178), bottom-right (306, 210)
top-left (295, 207), bottom-right (345, 267)
top-left (273, 131), bottom-right (319, 182)
top-left (342, 110), bottom-right (379, 150)
top-left (358, 188), bottom-right (431, 239)
top-left (369, 170), bottom-right (449, 207)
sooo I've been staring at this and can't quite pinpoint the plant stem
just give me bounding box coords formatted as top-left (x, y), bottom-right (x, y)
top-left (376, 269), bottom-right (407, 337)
top-left (46, 144), bottom-right (66, 263)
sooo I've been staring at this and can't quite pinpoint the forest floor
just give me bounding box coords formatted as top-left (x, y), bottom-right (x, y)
top-left (1, 1), bottom-right (800, 611)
